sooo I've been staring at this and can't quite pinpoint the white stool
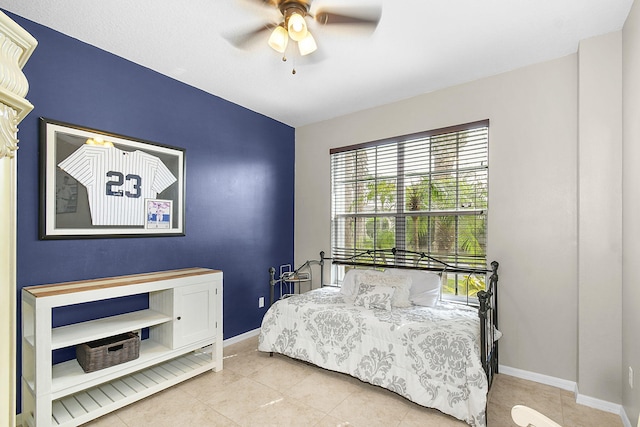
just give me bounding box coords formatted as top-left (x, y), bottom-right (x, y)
top-left (511, 405), bottom-right (562, 427)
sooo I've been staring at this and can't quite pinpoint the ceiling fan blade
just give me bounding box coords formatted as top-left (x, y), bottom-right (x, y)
top-left (224, 24), bottom-right (273, 50)
top-left (313, 7), bottom-right (381, 27)
top-left (235, 0), bottom-right (278, 9)
top-left (232, 0), bottom-right (282, 23)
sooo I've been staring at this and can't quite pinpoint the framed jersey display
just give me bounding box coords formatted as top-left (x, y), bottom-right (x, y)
top-left (39, 118), bottom-right (186, 239)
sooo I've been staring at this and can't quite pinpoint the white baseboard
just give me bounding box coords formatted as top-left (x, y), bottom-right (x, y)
top-left (499, 364), bottom-right (575, 391)
top-left (575, 393), bottom-right (623, 416)
top-left (619, 407), bottom-right (632, 427)
top-left (499, 364), bottom-right (627, 420)
top-left (223, 328), bottom-right (260, 347)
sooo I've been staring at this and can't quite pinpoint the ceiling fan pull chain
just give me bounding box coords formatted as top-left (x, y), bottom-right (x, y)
top-left (291, 48), bottom-right (298, 74)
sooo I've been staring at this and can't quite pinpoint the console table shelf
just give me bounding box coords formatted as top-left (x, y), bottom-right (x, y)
top-left (49, 309), bottom-right (173, 350)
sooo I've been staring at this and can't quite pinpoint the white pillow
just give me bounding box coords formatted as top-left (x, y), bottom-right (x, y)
top-left (385, 268), bottom-right (441, 307)
top-left (411, 287), bottom-right (440, 307)
top-left (357, 271), bottom-right (412, 308)
top-left (339, 268), bottom-right (383, 297)
top-left (353, 283), bottom-right (394, 311)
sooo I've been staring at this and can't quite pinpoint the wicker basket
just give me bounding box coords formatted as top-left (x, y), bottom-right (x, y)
top-left (76, 332), bottom-right (140, 373)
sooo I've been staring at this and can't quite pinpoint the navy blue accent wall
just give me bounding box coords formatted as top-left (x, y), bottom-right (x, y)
top-left (7, 12), bottom-right (294, 411)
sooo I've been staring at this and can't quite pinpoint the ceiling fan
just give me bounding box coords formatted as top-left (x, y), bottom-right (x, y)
top-left (227, 0), bottom-right (381, 63)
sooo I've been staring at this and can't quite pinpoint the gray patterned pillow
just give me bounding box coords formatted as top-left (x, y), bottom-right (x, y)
top-left (353, 283), bottom-right (395, 311)
top-left (339, 268), bottom-right (382, 297)
top-left (357, 271), bottom-right (412, 307)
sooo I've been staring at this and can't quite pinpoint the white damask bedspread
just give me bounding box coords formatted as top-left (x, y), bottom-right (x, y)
top-left (258, 287), bottom-right (488, 427)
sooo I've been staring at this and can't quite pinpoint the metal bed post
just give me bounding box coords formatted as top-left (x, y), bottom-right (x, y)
top-left (268, 267), bottom-right (276, 308)
top-left (489, 261), bottom-right (500, 378)
top-left (478, 260), bottom-right (499, 386)
top-left (478, 291), bottom-right (490, 376)
top-left (319, 251), bottom-right (326, 286)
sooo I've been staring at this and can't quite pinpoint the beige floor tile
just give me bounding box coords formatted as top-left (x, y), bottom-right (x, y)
top-left (82, 412), bottom-right (128, 426)
top-left (238, 395), bottom-right (326, 427)
top-left (487, 400), bottom-right (518, 426)
top-left (224, 348), bottom-right (278, 377)
top-left (248, 354), bottom-right (316, 392)
top-left (489, 374), bottom-right (564, 423)
top-left (112, 385), bottom-right (229, 427)
top-left (313, 414), bottom-right (356, 427)
top-left (224, 335), bottom-right (260, 355)
top-left (180, 406), bottom-right (241, 427)
top-left (328, 383), bottom-right (413, 427)
top-left (176, 367), bottom-right (245, 400)
top-left (399, 405), bottom-right (468, 426)
top-left (283, 369), bottom-right (362, 413)
top-left (561, 393), bottom-right (623, 427)
top-left (202, 376), bottom-right (285, 423)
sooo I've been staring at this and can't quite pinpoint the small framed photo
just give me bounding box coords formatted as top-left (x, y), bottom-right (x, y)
top-left (40, 118), bottom-right (186, 239)
top-left (145, 199), bottom-right (173, 229)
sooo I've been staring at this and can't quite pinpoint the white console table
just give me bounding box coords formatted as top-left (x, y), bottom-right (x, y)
top-left (21, 268), bottom-right (223, 427)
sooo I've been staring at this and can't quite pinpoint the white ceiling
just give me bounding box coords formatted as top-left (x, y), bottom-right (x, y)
top-left (0, 0), bottom-right (634, 127)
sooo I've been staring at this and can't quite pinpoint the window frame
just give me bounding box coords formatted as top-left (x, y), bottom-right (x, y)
top-left (329, 120), bottom-right (489, 299)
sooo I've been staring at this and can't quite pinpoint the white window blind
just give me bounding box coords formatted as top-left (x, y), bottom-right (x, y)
top-left (330, 120), bottom-right (489, 293)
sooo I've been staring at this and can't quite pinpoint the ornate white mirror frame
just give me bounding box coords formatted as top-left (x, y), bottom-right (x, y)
top-left (0, 10), bottom-right (37, 427)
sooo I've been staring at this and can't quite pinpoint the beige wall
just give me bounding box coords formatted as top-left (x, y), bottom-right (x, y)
top-left (623, 0), bottom-right (640, 423)
top-left (577, 32), bottom-right (623, 403)
top-left (296, 54), bottom-right (580, 382)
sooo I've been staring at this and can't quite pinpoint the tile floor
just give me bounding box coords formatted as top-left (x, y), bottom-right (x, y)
top-left (82, 335), bottom-right (624, 427)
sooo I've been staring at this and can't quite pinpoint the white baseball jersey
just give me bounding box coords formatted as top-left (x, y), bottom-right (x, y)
top-left (58, 145), bottom-right (177, 226)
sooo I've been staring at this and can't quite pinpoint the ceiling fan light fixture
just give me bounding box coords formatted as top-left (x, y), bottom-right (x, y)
top-left (287, 12), bottom-right (307, 42)
top-left (298, 31), bottom-right (317, 56)
top-left (268, 25), bottom-right (289, 53)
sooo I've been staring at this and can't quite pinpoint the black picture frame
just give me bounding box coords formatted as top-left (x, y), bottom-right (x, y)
top-left (39, 118), bottom-right (186, 239)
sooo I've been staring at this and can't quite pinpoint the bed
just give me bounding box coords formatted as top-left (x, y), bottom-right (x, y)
top-left (258, 248), bottom-right (499, 427)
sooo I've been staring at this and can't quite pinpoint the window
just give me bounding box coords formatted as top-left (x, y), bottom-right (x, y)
top-left (330, 120), bottom-right (489, 298)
